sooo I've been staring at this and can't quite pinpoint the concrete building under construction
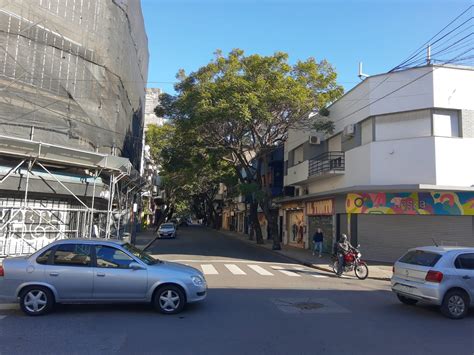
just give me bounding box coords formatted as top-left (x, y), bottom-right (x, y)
top-left (0, 0), bottom-right (149, 256)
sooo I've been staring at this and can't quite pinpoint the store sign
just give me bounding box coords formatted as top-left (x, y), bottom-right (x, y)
top-left (306, 199), bottom-right (334, 216)
top-left (346, 192), bottom-right (474, 216)
top-left (283, 202), bottom-right (304, 210)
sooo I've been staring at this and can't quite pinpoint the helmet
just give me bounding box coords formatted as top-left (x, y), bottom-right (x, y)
top-left (340, 234), bottom-right (348, 242)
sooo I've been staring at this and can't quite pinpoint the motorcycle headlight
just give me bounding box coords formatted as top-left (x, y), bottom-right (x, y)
top-left (191, 275), bottom-right (204, 286)
top-left (357, 252), bottom-right (361, 258)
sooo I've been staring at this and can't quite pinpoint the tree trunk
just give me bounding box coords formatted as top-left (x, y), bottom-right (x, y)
top-left (260, 196), bottom-right (280, 250)
top-left (259, 154), bottom-right (281, 250)
top-left (250, 200), bottom-right (264, 244)
top-left (153, 205), bottom-right (170, 232)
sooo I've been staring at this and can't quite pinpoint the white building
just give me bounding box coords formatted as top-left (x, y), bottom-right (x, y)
top-left (281, 64), bottom-right (474, 262)
top-left (145, 88), bottom-right (164, 128)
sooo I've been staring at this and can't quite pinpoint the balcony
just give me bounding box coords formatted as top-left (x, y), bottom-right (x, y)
top-left (308, 151), bottom-right (345, 179)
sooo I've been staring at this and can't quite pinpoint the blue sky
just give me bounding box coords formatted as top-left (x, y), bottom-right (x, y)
top-left (141, 0), bottom-right (472, 93)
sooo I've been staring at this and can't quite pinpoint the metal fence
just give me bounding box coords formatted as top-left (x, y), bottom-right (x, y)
top-left (0, 197), bottom-right (113, 257)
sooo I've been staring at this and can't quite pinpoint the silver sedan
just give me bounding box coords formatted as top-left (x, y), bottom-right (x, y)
top-left (0, 239), bottom-right (207, 316)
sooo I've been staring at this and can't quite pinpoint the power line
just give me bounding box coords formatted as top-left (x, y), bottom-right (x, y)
top-left (390, 5), bottom-right (473, 72)
top-left (330, 6), bottom-right (473, 120)
top-left (329, 48), bottom-right (473, 126)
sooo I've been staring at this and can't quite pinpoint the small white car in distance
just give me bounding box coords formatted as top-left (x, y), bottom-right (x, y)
top-left (158, 223), bottom-right (177, 239)
top-left (391, 246), bottom-right (474, 319)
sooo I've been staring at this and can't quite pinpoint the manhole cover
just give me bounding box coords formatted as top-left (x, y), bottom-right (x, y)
top-left (293, 302), bottom-right (324, 310)
top-left (271, 298), bottom-right (351, 314)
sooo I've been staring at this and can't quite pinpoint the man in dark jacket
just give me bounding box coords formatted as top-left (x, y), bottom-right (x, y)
top-left (312, 228), bottom-right (324, 257)
top-left (336, 234), bottom-right (354, 275)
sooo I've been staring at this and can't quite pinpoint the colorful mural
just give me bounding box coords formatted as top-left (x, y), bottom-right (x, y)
top-left (346, 192), bottom-right (474, 216)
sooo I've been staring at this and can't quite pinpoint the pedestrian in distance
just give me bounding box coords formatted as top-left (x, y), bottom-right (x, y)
top-left (312, 228), bottom-right (324, 257)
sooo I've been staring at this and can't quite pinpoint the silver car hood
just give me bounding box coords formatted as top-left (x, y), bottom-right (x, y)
top-left (154, 261), bottom-right (201, 276)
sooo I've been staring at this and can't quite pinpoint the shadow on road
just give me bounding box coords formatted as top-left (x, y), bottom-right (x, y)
top-left (142, 225), bottom-right (301, 265)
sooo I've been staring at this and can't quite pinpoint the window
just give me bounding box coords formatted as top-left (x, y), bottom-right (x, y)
top-left (375, 110), bottom-right (431, 141)
top-left (122, 243), bottom-right (158, 265)
top-left (293, 145), bottom-right (304, 165)
top-left (399, 250), bottom-right (441, 267)
top-left (95, 246), bottom-right (134, 269)
top-left (454, 253), bottom-right (474, 270)
top-left (36, 249), bottom-right (53, 265)
top-left (433, 109), bottom-right (459, 137)
top-left (361, 119), bottom-right (373, 145)
top-left (53, 244), bottom-right (91, 267)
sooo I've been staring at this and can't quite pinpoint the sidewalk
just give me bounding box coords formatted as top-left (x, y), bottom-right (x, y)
top-left (216, 229), bottom-right (393, 281)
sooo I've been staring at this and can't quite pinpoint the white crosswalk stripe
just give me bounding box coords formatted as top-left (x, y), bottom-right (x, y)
top-left (271, 265), bottom-right (301, 277)
top-left (196, 262), bottom-right (331, 278)
top-left (201, 264), bottom-right (219, 275)
top-left (247, 264), bottom-right (274, 276)
top-left (292, 266), bottom-right (329, 278)
top-left (225, 264), bottom-right (246, 275)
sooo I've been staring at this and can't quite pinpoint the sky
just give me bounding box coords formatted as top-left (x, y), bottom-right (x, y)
top-left (141, 0), bottom-right (472, 94)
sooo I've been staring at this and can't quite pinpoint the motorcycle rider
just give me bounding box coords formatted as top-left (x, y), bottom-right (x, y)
top-left (336, 233), bottom-right (354, 276)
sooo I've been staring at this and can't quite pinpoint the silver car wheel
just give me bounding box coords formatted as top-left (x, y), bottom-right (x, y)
top-left (24, 290), bottom-right (47, 313)
top-left (159, 290), bottom-right (180, 311)
top-left (448, 295), bottom-right (465, 317)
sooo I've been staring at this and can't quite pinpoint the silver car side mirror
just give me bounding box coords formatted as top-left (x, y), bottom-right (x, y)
top-left (129, 262), bottom-right (145, 270)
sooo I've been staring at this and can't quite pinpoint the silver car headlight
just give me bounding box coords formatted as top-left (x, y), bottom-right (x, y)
top-left (191, 275), bottom-right (204, 286)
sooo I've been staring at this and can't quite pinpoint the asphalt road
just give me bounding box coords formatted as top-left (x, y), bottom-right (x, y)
top-left (0, 226), bottom-right (473, 355)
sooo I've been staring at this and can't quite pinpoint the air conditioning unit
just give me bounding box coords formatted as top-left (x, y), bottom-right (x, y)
top-left (308, 136), bottom-right (321, 145)
top-left (343, 124), bottom-right (355, 137)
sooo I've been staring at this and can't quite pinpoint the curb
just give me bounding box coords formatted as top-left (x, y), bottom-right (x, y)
top-left (215, 229), bottom-right (391, 282)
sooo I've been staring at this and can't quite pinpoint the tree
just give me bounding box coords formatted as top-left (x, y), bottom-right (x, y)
top-left (146, 122), bottom-right (236, 228)
top-left (157, 49), bottom-right (343, 248)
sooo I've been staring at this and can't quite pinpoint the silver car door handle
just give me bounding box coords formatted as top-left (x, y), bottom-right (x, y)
top-left (49, 272), bottom-right (59, 276)
top-left (97, 273), bottom-right (106, 277)
top-left (462, 275), bottom-right (471, 280)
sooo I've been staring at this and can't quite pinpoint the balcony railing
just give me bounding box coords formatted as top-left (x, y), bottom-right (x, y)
top-left (308, 151), bottom-right (345, 177)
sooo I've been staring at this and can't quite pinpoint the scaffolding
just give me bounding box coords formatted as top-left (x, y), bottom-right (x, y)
top-left (0, 1), bottom-right (149, 257)
top-left (0, 134), bottom-right (146, 257)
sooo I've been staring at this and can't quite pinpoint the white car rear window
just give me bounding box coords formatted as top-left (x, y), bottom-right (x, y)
top-left (399, 250), bottom-right (441, 267)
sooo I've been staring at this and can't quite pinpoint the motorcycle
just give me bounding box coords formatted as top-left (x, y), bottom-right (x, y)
top-left (332, 245), bottom-right (369, 280)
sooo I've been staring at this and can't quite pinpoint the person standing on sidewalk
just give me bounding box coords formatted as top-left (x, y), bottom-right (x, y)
top-left (312, 228), bottom-right (324, 257)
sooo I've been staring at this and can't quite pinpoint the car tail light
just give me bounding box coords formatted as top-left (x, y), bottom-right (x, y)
top-left (0, 265), bottom-right (4, 277)
top-left (425, 270), bottom-right (443, 283)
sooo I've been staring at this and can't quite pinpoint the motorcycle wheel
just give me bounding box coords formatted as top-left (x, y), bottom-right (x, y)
top-left (355, 262), bottom-right (369, 280)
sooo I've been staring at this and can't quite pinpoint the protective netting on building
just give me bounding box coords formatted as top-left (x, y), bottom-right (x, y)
top-left (0, 0), bottom-right (149, 169)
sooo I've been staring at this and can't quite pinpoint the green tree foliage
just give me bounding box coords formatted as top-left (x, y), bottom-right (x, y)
top-left (157, 49), bottom-right (343, 247)
top-left (145, 122), bottom-right (236, 227)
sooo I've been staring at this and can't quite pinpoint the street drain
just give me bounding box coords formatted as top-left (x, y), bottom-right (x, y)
top-left (293, 302), bottom-right (324, 310)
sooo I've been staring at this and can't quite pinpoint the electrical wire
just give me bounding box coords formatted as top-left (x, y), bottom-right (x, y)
top-left (329, 47), bottom-right (473, 127)
top-left (390, 5), bottom-right (473, 72)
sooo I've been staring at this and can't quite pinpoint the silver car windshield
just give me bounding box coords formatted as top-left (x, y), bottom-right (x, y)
top-left (122, 243), bottom-right (160, 265)
top-left (161, 224), bottom-right (174, 229)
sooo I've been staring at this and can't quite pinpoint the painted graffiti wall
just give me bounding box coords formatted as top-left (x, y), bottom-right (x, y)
top-left (346, 192), bottom-right (474, 215)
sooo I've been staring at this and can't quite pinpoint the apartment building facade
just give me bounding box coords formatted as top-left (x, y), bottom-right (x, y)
top-left (282, 64), bottom-right (474, 262)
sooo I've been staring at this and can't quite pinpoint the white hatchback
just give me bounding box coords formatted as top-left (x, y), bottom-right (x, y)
top-left (391, 246), bottom-right (474, 319)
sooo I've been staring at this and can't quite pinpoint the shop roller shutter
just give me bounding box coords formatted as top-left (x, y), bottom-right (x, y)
top-left (358, 215), bottom-right (474, 262)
